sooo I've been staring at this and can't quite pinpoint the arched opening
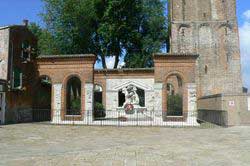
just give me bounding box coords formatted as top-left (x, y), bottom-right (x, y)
top-left (166, 74), bottom-right (183, 116)
top-left (33, 75), bottom-right (52, 121)
top-left (93, 84), bottom-right (106, 118)
top-left (94, 84), bottom-right (103, 105)
top-left (66, 77), bottom-right (81, 115)
top-left (118, 90), bottom-right (126, 107)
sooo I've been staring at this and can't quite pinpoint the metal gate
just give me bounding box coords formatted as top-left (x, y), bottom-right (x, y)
top-left (0, 93), bottom-right (6, 124)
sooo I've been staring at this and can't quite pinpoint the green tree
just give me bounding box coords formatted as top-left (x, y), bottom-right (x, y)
top-left (40, 0), bottom-right (168, 68)
top-left (95, 0), bottom-right (142, 68)
top-left (41, 0), bottom-right (97, 55)
top-left (124, 0), bottom-right (168, 68)
top-left (28, 23), bottom-right (59, 55)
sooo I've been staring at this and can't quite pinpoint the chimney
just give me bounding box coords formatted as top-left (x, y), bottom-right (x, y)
top-left (23, 19), bottom-right (29, 27)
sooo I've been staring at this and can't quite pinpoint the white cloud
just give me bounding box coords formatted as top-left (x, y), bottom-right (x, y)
top-left (243, 10), bottom-right (250, 20)
top-left (239, 11), bottom-right (250, 90)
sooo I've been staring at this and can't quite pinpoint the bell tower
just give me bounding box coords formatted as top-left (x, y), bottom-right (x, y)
top-left (169, 0), bottom-right (243, 97)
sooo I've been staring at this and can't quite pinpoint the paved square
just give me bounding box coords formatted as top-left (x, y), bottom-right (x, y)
top-left (0, 124), bottom-right (250, 166)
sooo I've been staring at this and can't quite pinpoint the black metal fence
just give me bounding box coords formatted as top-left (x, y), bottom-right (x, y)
top-left (30, 109), bottom-right (228, 128)
top-left (32, 109), bottom-right (51, 122)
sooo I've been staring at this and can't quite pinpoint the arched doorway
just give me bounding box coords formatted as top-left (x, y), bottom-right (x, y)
top-left (166, 74), bottom-right (183, 117)
top-left (66, 77), bottom-right (81, 115)
top-left (33, 76), bottom-right (52, 121)
top-left (94, 84), bottom-right (105, 118)
top-left (94, 84), bottom-right (103, 105)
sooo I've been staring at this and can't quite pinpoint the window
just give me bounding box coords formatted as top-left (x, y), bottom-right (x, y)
top-left (12, 67), bottom-right (23, 89)
top-left (205, 65), bottom-right (208, 74)
top-left (66, 77), bottom-right (81, 115)
top-left (21, 41), bottom-right (31, 62)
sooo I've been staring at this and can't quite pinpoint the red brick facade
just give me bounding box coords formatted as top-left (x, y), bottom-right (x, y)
top-left (36, 53), bottom-right (198, 122)
top-left (36, 55), bottom-right (96, 120)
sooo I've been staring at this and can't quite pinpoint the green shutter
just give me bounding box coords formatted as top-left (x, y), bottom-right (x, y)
top-left (13, 68), bottom-right (22, 88)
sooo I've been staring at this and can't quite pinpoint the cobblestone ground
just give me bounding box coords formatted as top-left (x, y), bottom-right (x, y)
top-left (0, 123), bottom-right (250, 166)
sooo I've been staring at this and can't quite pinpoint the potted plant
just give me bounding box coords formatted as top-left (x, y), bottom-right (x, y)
top-left (70, 97), bottom-right (81, 115)
top-left (94, 102), bottom-right (106, 118)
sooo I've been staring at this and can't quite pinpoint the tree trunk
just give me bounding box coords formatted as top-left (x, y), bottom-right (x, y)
top-left (113, 41), bottom-right (120, 69)
top-left (114, 55), bottom-right (119, 69)
top-left (101, 55), bottom-right (107, 69)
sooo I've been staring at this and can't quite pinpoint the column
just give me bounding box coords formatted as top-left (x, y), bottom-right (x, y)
top-left (52, 84), bottom-right (62, 123)
top-left (154, 83), bottom-right (163, 118)
top-left (84, 83), bottom-right (94, 122)
top-left (187, 83), bottom-right (197, 118)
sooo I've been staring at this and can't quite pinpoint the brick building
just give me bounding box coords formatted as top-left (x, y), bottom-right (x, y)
top-left (1, 0), bottom-right (249, 126)
top-left (168, 0), bottom-right (249, 125)
top-left (0, 21), bottom-right (38, 124)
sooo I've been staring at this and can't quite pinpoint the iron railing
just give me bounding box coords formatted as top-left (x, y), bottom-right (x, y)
top-left (30, 109), bottom-right (228, 128)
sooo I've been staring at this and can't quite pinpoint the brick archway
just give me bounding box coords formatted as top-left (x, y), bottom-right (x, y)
top-left (153, 53), bottom-right (199, 121)
top-left (36, 54), bottom-right (96, 122)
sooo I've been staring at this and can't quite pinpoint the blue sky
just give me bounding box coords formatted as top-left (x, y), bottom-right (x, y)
top-left (0, 0), bottom-right (249, 89)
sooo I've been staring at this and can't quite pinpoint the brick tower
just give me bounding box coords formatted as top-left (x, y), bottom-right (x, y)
top-left (169, 0), bottom-right (243, 97)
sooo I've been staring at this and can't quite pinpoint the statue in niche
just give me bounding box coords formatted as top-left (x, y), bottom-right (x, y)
top-left (122, 85), bottom-right (140, 114)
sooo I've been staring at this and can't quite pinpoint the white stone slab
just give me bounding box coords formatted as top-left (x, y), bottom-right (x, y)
top-left (154, 83), bottom-right (163, 117)
top-left (187, 83), bottom-right (197, 113)
top-left (248, 97), bottom-right (250, 111)
top-left (107, 79), bottom-right (154, 92)
top-left (84, 83), bottom-right (94, 120)
top-left (53, 84), bottom-right (62, 123)
top-left (106, 79), bottom-right (155, 111)
top-left (187, 83), bottom-right (199, 125)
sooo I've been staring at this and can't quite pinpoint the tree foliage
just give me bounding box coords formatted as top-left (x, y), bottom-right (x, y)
top-left (28, 23), bottom-right (59, 55)
top-left (34, 0), bottom-right (168, 68)
top-left (124, 0), bottom-right (168, 68)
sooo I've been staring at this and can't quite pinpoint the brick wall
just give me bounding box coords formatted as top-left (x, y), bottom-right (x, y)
top-left (2, 26), bottom-right (38, 124)
top-left (169, 0), bottom-right (243, 97)
top-left (154, 53), bottom-right (198, 120)
top-left (37, 55), bottom-right (96, 120)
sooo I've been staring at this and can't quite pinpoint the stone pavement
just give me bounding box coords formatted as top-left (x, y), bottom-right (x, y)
top-left (0, 123), bottom-right (250, 166)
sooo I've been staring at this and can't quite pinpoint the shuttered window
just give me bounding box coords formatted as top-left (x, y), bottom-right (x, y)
top-left (12, 67), bottom-right (22, 89)
top-left (21, 41), bottom-right (31, 62)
